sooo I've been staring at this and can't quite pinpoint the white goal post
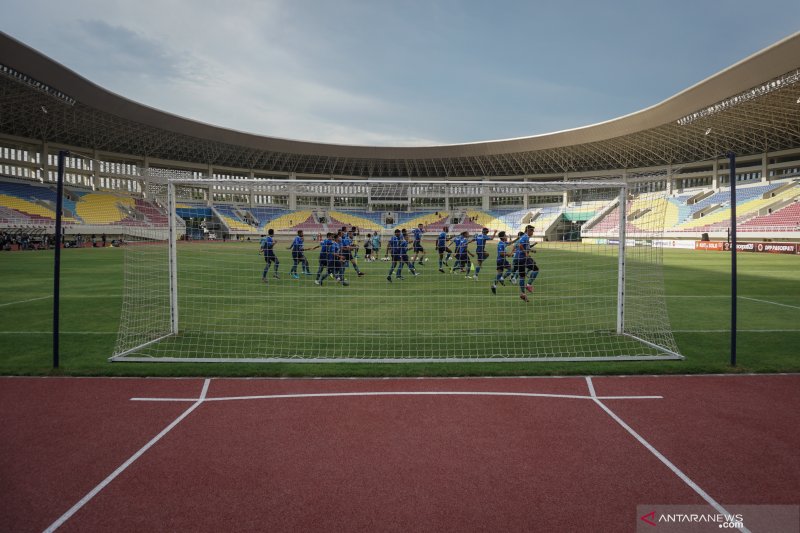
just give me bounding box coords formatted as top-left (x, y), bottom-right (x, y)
top-left (112, 173), bottom-right (682, 363)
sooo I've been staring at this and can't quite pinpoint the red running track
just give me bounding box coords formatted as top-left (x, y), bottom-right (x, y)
top-left (0, 375), bottom-right (798, 532)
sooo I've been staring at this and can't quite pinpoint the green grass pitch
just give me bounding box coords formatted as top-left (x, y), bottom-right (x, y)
top-left (0, 241), bottom-right (798, 376)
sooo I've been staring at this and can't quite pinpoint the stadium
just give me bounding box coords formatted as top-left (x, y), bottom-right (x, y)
top-left (1, 22), bottom-right (799, 533)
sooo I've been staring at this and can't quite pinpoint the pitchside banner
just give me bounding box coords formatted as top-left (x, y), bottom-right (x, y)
top-left (695, 241), bottom-right (799, 254)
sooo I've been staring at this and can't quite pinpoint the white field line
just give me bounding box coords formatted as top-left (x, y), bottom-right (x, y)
top-left (738, 296), bottom-right (800, 311)
top-left (130, 390), bottom-right (662, 403)
top-left (1, 329), bottom-right (799, 336)
top-left (0, 295), bottom-right (52, 307)
top-left (585, 377), bottom-right (749, 533)
top-left (43, 379), bottom-right (211, 533)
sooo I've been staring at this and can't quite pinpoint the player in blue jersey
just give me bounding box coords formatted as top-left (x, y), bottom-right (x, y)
top-left (469, 227), bottom-right (497, 281)
top-left (512, 225), bottom-right (537, 302)
top-left (314, 232), bottom-right (334, 285)
top-left (342, 230), bottom-right (365, 277)
top-left (450, 231), bottom-right (475, 277)
top-left (386, 229), bottom-right (409, 282)
top-left (490, 231), bottom-right (513, 294)
top-left (411, 224), bottom-right (426, 265)
top-left (259, 229), bottom-right (279, 282)
top-left (399, 229), bottom-right (419, 278)
top-left (288, 230), bottom-right (317, 279)
top-left (436, 225), bottom-right (453, 273)
top-left (328, 234), bottom-right (348, 285)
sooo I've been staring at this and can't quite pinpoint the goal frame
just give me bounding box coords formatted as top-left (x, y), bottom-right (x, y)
top-left (110, 177), bottom-right (684, 363)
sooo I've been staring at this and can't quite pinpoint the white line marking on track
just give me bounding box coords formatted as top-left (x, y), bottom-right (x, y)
top-left (0, 295), bottom-right (52, 307)
top-left (43, 378), bottom-right (211, 533)
top-left (739, 296), bottom-right (800, 311)
top-left (585, 377), bottom-right (750, 533)
top-left (130, 391), bottom-right (663, 402)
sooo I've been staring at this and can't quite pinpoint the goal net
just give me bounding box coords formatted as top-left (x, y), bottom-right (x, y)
top-left (112, 172), bottom-right (681, 362)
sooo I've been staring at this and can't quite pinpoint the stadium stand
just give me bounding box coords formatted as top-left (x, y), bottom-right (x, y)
top-left (249, 206), bottom-right (290, 231)
top-left (0, 180), bottom-right (78, 223)
top-left (397, 211), bottom-right (449, 231)
top-left (465, 210), bottom-right (515, 234)
top-left (327, 210), bottom-right (384, 231)
top-left (740, 201), bottom-right (800, 231)
top-left (75, 192), bottom-right (141, 225)
top-left (213, 204), bottom-right (258, 233)
top-left (176, 203), bottom-right (213, 219)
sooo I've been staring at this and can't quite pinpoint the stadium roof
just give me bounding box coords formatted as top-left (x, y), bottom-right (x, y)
top-left (1, 31), bottom-right (799, 177)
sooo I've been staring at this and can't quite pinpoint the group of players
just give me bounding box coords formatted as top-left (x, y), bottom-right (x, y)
top-left (259, 223), bottom-right (540, 301)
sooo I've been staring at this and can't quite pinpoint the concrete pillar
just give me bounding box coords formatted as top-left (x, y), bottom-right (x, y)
top-left (523, 178), bottom-right (529, 209)
top-left (761, 153), bottom-right (769, 182)
top-left (288, 172), bottom-right (297, 210)
top-left (92, 149), bottom-right (100, 191)
top-left (40, 142), bottom-right (49, 183)
top-left (712, 158), bottom-right (719, 189)
top-left (482, 181), bottom-right (490, 210)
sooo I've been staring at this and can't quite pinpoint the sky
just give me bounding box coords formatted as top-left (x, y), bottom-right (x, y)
top-left (2, 1), bottom-right (799, 146)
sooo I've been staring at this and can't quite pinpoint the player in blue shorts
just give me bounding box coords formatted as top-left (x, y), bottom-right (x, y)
top-left (450, 231), bottom-right (474, 277)
top-left (328, 234), bottom-right (347, 284)
top-left (342, 230), bottom-right (365, 277)
top-left (469, 227), bottom-right (496, 281)
top-left (314, 232), bottom-right (334, 285)
top-left (411, 223), bottom-right (426, 265)
top-left (399, 229), bottom-right (419, 278)
top-left (490, 231), bottom-right (513, 294)
top-left (288, 230), bottom-right (317, 279)
top-left (436, 225), bottom-right (453, 273)
top-left (512, 225), bottom-right (536, 302)
top-left (259, 229), bottom-right (279, 282)
top-left (386, 229), bottom-right (407, 282)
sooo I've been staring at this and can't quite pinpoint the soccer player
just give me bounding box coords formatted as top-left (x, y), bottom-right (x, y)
top-left (411, 223), bottom-right (426, 265)
top-left (342, 230), bottom-right (365, 277)
top-left (491, 231), bottom-right (512, 294)
top-left (469, 227), bottom-right (496, 281)
top-left (512, 225), bottom-right (536, 302)
top-left (386, 229), bottom-right (404, 282)
top-left (436, 225), bottom-right (453, 273)
top-left (371, 232), bottom-right (381, 261)
top-left (259, 229), bottom-right (279, 282)
top-left (399, 229), bottom-right (419, 278)
top-left (288, 230), bottom-right (316, 279)
top-left (314, 232), bottom-right (334, 285)
top-left (364, 233), bottom-right (373, 261)
top-left (329, 233), bottom-right (347, 284)
top-left (451, 231), bottom-right (474, 277)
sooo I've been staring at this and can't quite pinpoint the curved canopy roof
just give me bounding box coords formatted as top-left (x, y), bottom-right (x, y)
top-left (1, 31), bottom-right (799, 177)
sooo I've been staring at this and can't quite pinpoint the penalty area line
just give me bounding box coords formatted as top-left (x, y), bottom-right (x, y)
top-left (0, 295), bottom-right (52, 307)
top-left (130, 390), bottom-right (663, 402)
top-left (738, 296), bottom-right (800, 311)
top-left (585, 377), bottom-right (749, 533)
top-left (42, 379), bottom-right (211, 533)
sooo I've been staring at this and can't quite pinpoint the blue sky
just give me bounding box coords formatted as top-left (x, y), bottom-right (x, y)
top-left (2, 0), bottom-right (799, 146)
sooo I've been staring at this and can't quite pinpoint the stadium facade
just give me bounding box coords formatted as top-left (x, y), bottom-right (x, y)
top-left (0, 30), bottom-right (799, 242)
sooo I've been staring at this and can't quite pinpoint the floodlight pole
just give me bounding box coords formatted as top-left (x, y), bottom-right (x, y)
top-left (728, 152), bottom-right (737, 367)
top-left (53, 150), bottom-right (68, 369)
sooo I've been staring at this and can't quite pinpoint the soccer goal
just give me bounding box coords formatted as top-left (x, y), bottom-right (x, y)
top-left (111, 171), bottom-right (682, 363)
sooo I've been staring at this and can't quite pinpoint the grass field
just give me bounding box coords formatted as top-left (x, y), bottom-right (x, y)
top-left (0, 241), bottom-right (798, 376)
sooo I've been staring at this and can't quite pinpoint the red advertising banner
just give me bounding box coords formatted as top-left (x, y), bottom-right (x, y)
top-left (694, 241), bottom-right (724, 251)
top-left (754, 242), bottom-right (798, 254)
top-left (697, 241), bottom-right (799, 254)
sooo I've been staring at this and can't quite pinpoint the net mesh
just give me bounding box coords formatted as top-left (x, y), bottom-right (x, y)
top-left (113, 173), bottom-right (681, 362)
